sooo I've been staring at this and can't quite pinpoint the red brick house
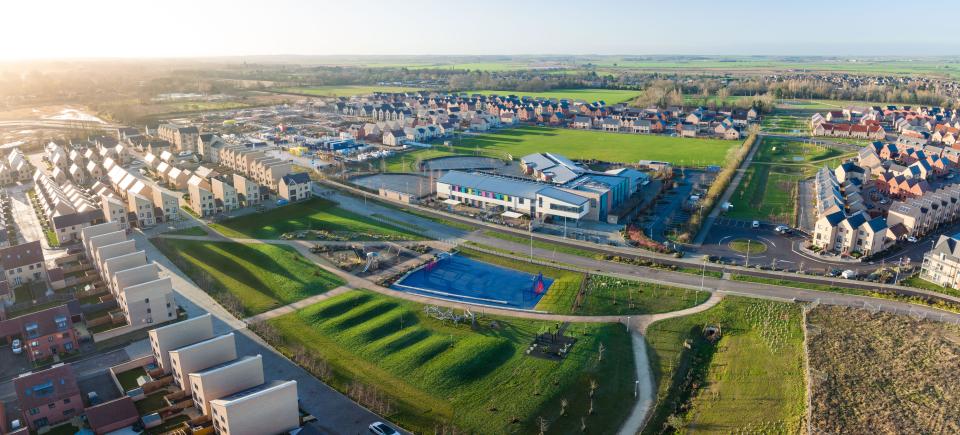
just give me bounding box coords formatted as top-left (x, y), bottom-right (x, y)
top-left (0, 304), bottom-right (79, 362)
top-left (13, 363), bottom-right (84, 430)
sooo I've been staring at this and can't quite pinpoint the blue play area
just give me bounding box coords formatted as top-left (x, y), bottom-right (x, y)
top-left (391, 254), bottom-right (553, 310)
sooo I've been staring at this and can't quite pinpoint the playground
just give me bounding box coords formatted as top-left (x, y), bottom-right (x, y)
top-left (392, 253), bottom-right (553, 309)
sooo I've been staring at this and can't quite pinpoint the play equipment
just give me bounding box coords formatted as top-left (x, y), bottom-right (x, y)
top-left (361, 251), bottom-right (380, 273)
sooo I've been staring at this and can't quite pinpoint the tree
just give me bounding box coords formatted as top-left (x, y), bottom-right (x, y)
top-left (560, 398), bottom-right (568, 416)
top-left (538, 416), bottom-right (549, 435)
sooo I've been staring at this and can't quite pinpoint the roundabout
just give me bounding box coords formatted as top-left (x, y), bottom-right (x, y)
top-left (728, 238), bottom-right (768, 255)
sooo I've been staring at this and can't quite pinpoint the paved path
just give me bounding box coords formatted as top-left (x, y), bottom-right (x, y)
top-left (244, 286), bottom-right (353, 323)
top-left (618, 293), bottom-right (724, 435)
top-left (693, 135), bottom-right (762, 246)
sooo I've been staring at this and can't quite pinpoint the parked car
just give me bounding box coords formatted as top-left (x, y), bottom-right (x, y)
top-left (87, 391), bottom-right (101, 405)
top-left (907, 236), bottom-right (918, 243)
top-left (369, 422), bottom-right (400, 435)
top-left (841, 270), bottom-right (857, 279)
top-left (775, 225), bottom-right (790, 234)
top-left (827, 269), bottom-right (842, 277)
top-left (751, 220), bottom-right (760, 229)
top-left (11, 339), bottom-right (21, 354)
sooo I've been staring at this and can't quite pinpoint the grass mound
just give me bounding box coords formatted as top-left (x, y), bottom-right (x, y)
top-left (151, 239), bottom-right (344, 315)
top-left (265, 290), bottom-right (636, 433)
top-left (209, 198), bottom-right (423, 241)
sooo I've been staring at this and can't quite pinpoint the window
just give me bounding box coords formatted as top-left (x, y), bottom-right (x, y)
top-left (48, 403), bottom-right (56, 409)
top-left (63, 398), bottom-right (70, 404)
top-left (29, 408), bottom-right (39, 415)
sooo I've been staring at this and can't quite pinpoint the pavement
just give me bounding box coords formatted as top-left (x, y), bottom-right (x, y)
top-left (7, 184), bottom-right (44, 246)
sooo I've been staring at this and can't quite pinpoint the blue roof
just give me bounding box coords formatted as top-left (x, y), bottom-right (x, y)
top-left (539, 187), bottom-right (589, 205)
top-left (438, 171), bottom-right (543, 198)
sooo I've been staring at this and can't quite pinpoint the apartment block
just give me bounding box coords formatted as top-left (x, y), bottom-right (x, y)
top-left (169, 333), bottom-right (237, 393)
top-left (209, 380), bottom-right (299, 435)
top-left (148, 313), bottom-right (214, 373)
top-left (158, 124), bottom-right (200, 153)
top-left (188, 355), bottom-right (264, 415)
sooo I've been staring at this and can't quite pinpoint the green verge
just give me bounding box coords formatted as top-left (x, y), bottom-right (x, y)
top-left (644, 296), bottom-right (805, 434)
top-left (731, 274), bottom-right (960, 313)
top-left (900, 275), bottom-right (960, 299)
top-left (264, 290), bottom-right (635, 434)
top-left (208, 198), bottom-right (424, 240)
top-left (151, 239), bottom-right (345, 316)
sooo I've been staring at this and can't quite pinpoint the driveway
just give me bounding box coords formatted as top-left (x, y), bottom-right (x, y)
top-left (7, 184), bottom-right (43, 246)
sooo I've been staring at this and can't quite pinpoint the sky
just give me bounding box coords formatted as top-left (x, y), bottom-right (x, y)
top-left (3, 0), bottom-right (960, 59)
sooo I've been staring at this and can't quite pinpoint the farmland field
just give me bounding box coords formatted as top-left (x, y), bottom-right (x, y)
top-left (644, 296), bottom-right (805, 435)
top-left (807, 306), bottom-right (960, 434)
top-left (209, 198), bottom-right (423, 240)
top-left (727, 137), bottom-right (848, 222)
top-left (272, 85), bottom-right (425, 97)
top-left (385, 126), bottom-right (741, 171)
top-left (467, 88), bottom-right (640, 103)
top-left (263, 290), bottom-right (635, 434)
top-left (150, 239), bottom-right (345, 315)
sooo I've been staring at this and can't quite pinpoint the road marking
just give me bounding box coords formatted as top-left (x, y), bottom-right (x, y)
top-left (759, 236), bottom-right (776, 248)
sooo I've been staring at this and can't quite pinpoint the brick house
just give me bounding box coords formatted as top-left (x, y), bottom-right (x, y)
top-left (0, 304), bottom-right (79, 362)
top-left (13, 363), bottom-right (84, 430)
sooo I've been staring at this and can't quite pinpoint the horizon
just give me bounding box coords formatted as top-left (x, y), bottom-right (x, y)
top-left (6, 0), bottom-right (960, 60)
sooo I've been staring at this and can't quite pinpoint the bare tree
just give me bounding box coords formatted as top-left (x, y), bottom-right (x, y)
top-left (598, 343), bottom-right (605, 362)
top-left (560, 398), bottom-right (568, 416)
top-left (538, 416), bottom-right (549, 435)
top-left (589, 379), bottom-right (598, 398)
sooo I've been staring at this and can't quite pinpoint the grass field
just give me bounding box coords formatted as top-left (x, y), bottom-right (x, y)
top-left (579, 275), bottom-right (709, 316)
top-left (728, 239), bottom-right (767, 255)
top-left (807, 306), bottom-right (960, 433)
top-left (273, 85), bottom-right (425, 97)
top-left (386, 126), bottom-right (740, 171)
top-left (265, 290), bottom-right (635, 433)
top-left (151, 239), bottom-right (345, 315)
top-left (644, 296), bottom-right (805, 434)
top-left (727, 137), bottom-right (847, 222)
top-left (209, 198), bottom-right (423, 240)
top-left (467, 88), bottom-right (640, 104)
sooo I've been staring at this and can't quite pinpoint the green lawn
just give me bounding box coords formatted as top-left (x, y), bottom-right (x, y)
top-left (467, 88), bottom-right (640, 104)
top-left (135, 392), bottom-right (168, 414)
top-left (728, 239), bottom-right (768, 255)
top-left (266, 290), bottom-right (635, 434)
top-left (209, 198), bottom-right (423, 240)
top-left (457, 247), bottom-right (585, 313)
top-left (386, 126), bottom-right (740, 170)
top-left (901, 275), bottom-right (960, 298)
top-left (728, 137), bottom-right (847, 222)
top-left (117, 367), bottom-right (147, 391)
top-left (579, 275), bottom-right (709, 316)
top-left (151, 239), bottom-right (345, 315)
top-left (644, 296), bottom-right (805, 434)
top-left (272, 85), bottom-right (424, 97)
